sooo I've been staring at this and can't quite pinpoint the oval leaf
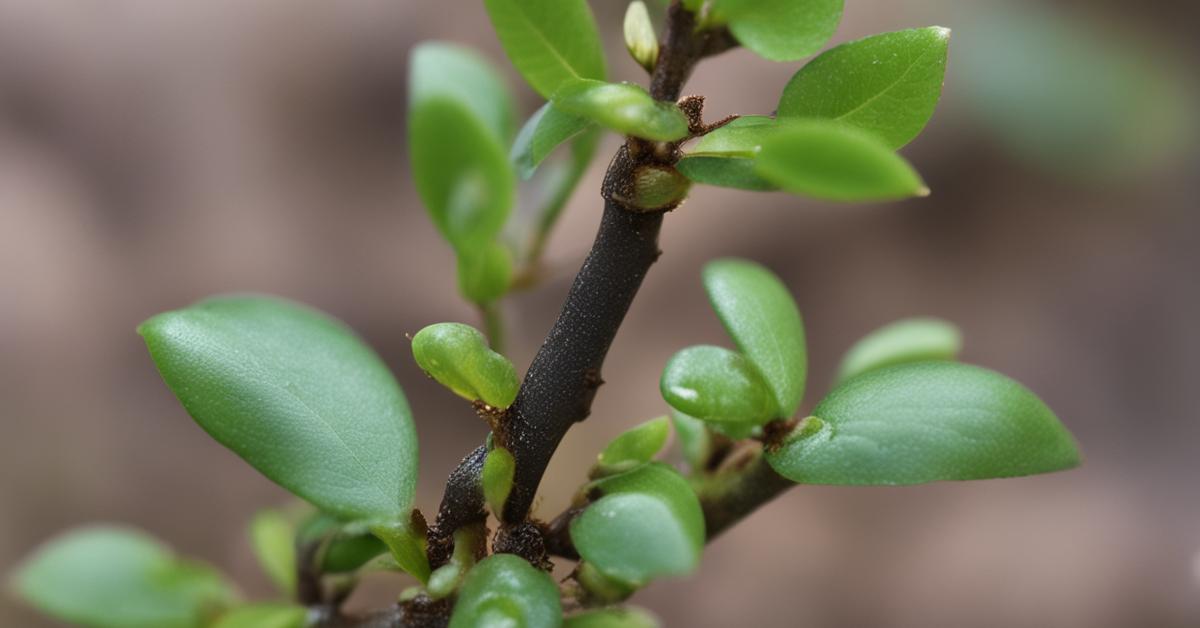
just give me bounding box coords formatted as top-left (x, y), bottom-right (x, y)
top-left (703, 258), bottom-right (807, 418)
top-left (409, 42), bottom-right (515, 142)
top-left (512, 102), bottom-right (594, 179)
top-left (660, 345), bottom-right (777, 426)
top-left (571, 463), bottom-right (705, 586)
top-left (837, 317), bottom-right (962, 383)
top-left (553, 79), bottom-right (689, 142)
top-left (13, 526), bottom-right (235, 628)
top-left (482, 447), bottom-right (516, 516)
top-left (597, 416), bottom-right (671, 473)
top-left (411, 322), bottom-right (519, 409)
top-left (249, 510), bottom-right (296, 597)
top-left (755, 119), bottom-right (928, 201)
top-left (678, 117), bottom-right (779, 190)
top-left (483, 0), bottom-right (606, 98)
top-left (565, 607), bottom-right (661, 628)
top-left (778, 27), bottom-right (950, 149)
top-left (140, 296), bottom-right (419, 521)
top-left (449, 554), bottom-right (562, 628)
top-left (456, 240), bottom-right (513, 305)
top-left (212, 604), bottom-right (306, 628)
top-left (717, 0), bottom-right (843, 62)
top-left (766, 362), bottom-right (1082, 484)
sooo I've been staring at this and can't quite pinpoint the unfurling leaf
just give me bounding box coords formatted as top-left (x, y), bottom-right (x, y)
top-left (660, 345), bottom-right (777, 427)
top-left (778, 27), bottom-right (950, 149)
top-left (552, 79), bottom-right (689, 142)
top-left (596, 416), bottom-right (671, 474)
top-left (766, 362), bottom-right (1081, 484)
top-left (837, 317), bottom-right (962, 383)
top-left (482, 447), bottom-right (516, 515)
top-left (449, 554), bottom-right (562, 628)
top-left (140, 296), bottom-right (419, 522)
top-left (411, 322), bottom-right (519, 409)
top-left (248, 510), bottom-right (296, 597)
top-left (624, 1), bottom-right (660, 73)
top-left (483, 0), bottom-right (606, 98)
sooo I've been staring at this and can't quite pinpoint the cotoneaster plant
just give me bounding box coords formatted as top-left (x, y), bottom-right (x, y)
top-left (11, 1), bottom-right (1081, 627)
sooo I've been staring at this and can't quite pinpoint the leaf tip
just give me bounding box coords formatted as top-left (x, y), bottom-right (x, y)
top-left (915, 185), bottom-right (931, 197)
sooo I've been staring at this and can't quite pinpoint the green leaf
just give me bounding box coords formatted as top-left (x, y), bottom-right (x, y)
top-left (411, 322), bottom-right (519, 409)
top-left (449, 554), bottom-right (562, 628)
top-left (12, 526), bottom-right (235, 628)
top-left (456, 240), bottom-right (513, 305)
top-left (409, 42), bottom-right (515, 142)
top-left (483, 0), bottom-right (607, 98)
top-left (703, 258), bottom-right (807, 418)
top-left (482, 447), bottom-right (516, 516)
top-left (571, 463), bottom-right (705, 587)
top-left (212, 604), bottom-right (306, 628)
top-left (766, 362), bottom-right (1082, 484)
top-left (624, 1), bottom-right (659, 73)
top-left (837, 317), bottom-right (961, 383)
top-left (248, 510), bottom-right (296, 597)
top-left (717, 0), bottom-right (843, 62)
top-left (371, 521), bottom-right (432, 584)
top-left (678, 117), bottom-right (778, 190)
top-left (660, 346), bottom-right (777, 427)
top-left (778, 27), bottom-right (950, 149)
top-left (512, 102), bottom-right (594, 180)
top-left (670, 409), bottom-right (714, 472)
top-left (409, 98), bottom-right (515, 251)
top-left (565, 607), bottom-right (661, 628)
top-left (321, 530), bottom-right (387, 574)
top-left (755, 119), bottom-right (928, 201)
top-left (140, 296), bottom-right (419, 521)
top-left (597, 416), bottom-right (671, 473)
top-left (552, 79), bottom-right (689, 142)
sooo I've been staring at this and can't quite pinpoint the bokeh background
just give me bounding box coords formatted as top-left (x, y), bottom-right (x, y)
top-left (2, 0), bottom-right (1197, 625)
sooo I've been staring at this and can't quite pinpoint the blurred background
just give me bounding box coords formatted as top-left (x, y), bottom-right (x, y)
top-left (2, 0), bottom-right (1197, 625)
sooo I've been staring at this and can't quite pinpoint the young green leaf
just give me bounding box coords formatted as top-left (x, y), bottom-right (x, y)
top-left (765, 362), bottom-right (1082, 485)
top-left (411, 322), bottom-right (519, 409)
top-left (212, 604), bottom-right (306, 628)
top-left (370, 521), bottom-right (431, 584)
top-left (755, 119), bottom-right (928, 201)
top-left (624, 1), bottom-right (659, 73)
top-left (511, 102), bottom-right (594, 180)
top-left (409, 98), bottom-right (515, 251)
top-left (778, 27), bottom-right (950, 149)
top-left (565, 607), bottom-right (661, 628)
top-left (139, 296), bottom-right (419, 522)
top-left (677, 117), bottom-right (779, 190)
top-left (483, 0), bottom-right (606, 98)
top-left (837, 317), bottom-right (962, 383)
top-left (409, 42), bottom-right (515, 142)
top-left (716, 0), bottom-right (843, 61)
top-left (660, 345), bottom-right (777, 426)
top-left (482, 446), bottom-right (516, 515)
top-left (597, 416), bottom-right (671, 473)
top-left (703, 258), bottom-right (807, 418)
top-left (320, 530), bottom-right (387, 574)
top-left (12, 526), bottom-right (235, 628)
top-left (571, 463), bottom-right (705, 587)
top-left (670, 409), bottom-right (714, 472)
top-left (248, 510), bottom-right (296, 597)
top-left (552, 79), bottom-right (689, 142)
top-left (456, 240), bottom-right (513, 305)
top-left (448, 554), bottom-right (562, 628)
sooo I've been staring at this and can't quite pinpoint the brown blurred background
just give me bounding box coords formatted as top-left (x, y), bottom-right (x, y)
top-left (2, 0), bottom-right (1197, 626)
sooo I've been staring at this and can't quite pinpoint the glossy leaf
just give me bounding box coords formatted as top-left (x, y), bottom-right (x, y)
top-left (409, 98), bottom-right (514, 251)
top-left (212, 604), bottom-right (306, 628)
top-left (456, 240), bottom-right (513, 305)
top-left (553, 79), bottom-right (689, 142)
top-left (703, 259), bottom-right (807, 418)
top-left (572, 463), bottom-right (704, 586)
top-left (409, 42), bottom-right (515, 141)
top-left (660, 345), bottom-right (777, 426)
top-left (717, 0), bottom-right (843, 61)
top-left (483, 446), bottom-right (516, 516)
top-left (448, 554), bottom-right (562, 628)
top-left (411, 322), bottom-right (519, 409)
top-left (837, 317), bottom-right (962, 383)
top-left (597, 416), bottom-right (671, 472)
top-left (678, 117), bottom-right (778, 190)
top-left (565, 607), bottom-right (660, 628)
top-left (140, 296), bottom-right (418, 521)
top-left (483, 0), bottom-right (606, 98)
top-left (778, 27), bottom-right (950, 149)
top-left (670, 409), bottom-right (714, 472)
top-left (624, 1), bottom-right (659, 73)
top-left (12, 526), bottom-right (235, 628)
top-left (249, 510), bottom-right (296, 597)
top-left (766, 362), bottom-right (1082, 484)
top-left (755, 119), bottom-right (928, 201)
top-left (511, 102), bottom-right (594, 179)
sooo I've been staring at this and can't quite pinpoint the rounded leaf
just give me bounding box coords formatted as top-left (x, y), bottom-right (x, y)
top-left (718, 0), bottom-right (843, 62)
top-left (669, 409), bottom-right (714, 472)
top-left (411, 322), bottom-right (519, 409)
top-left (552, 79), bottom-right (689, 142)
top-left (837, 317), bottom-right (962, 383)
top-left (409, 42), bottom-right (515, 142)
top-left (660, 345), bottom-right (777, 426)
top-left (766, 362), bottom-right (1082, 484)
top-left (703, 259), bottom-right (807, 418)
top-left (449, 554), bottom-right (562, 628)
top-left (139, 296), bottom-right (419, 521)
top-left (483, 0), bottom-right (606, 98)
top-left (597, 416), bottom-right (671, 472)
top-left (483, 447), bottom-right (516, 516)
top-left (457, 240), bottom-right (513, 305)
